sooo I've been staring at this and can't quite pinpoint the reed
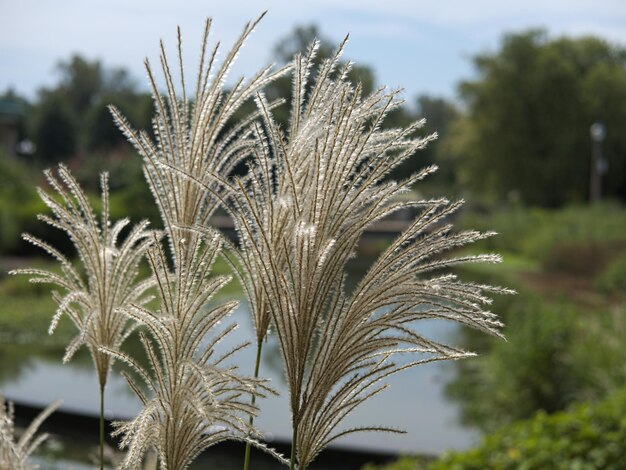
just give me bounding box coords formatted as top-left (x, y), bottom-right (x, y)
top-left (173, 38), bottom-right (512, 469)
top-left (108, 15), bottom-right (289, 468)
top-left (6, 10), bottom-right (514, 470)
top-left (11, 165), bottom-right (155, 469)
top-left (0, 396), bottom-right (60, 470)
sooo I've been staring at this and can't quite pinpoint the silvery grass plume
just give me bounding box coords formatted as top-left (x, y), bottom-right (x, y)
top-left (176, 40), bottom-right (514, 469)
top-left (107, 16), bottom-right (288, 468)
top-left (10, 164), bottom-right (155, 469)
top-left (102, 231), bottom-right (287, 469)
top-left (108, 12), bottom-right (290, 266)
top-left (0, 396), bottom-right (60, 470)
top-left (10, 165), bottom-right (154, 389)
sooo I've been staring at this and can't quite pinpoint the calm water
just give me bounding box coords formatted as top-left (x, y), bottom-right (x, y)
top-left (2, 302), bottom-right (478, 456)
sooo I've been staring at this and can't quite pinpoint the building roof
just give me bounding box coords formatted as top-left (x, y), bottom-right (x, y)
top-left (0, 97), bottom-right (25, 118)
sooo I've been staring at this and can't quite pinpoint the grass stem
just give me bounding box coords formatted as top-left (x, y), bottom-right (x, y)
top-left (100, 383), bottom-right (105, 470)
top-left (243, 340), bottom-right (263, 470)
top-left (289, 425), bottom-right (298, 470)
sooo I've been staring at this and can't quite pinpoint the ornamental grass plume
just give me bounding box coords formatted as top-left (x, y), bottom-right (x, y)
top-left (101, 230), bottom-right (285, 469)
top-left (180, 40), bottom-right (514, 469)
top-left (108, 13), bottom-right (289, 252)
top-left (107, 15), bottom-right (288, 468)
top-left (10, 164), bottom-right (154, 469)
top-left (0, 396), bottom-right (61, 470)
top-left (109, 12), bottom-right (511, 469)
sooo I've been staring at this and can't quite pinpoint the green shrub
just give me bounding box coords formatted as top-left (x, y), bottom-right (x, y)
top-left (460, 205), bottom-right (545, 255)
top-left (462, 204), bottom-right (626, 273)
top-left (447, 296), bottom-right (587, 430)
top-left (449, 204), bottom-right (626, 433)
top-left (367, 387), bottom-right (626, 470)
top-left (596, 252), bottom-right (626, 294)
top-left (0, 157), bottom-right (38, 252)
top-left (542, 241), bottom-right (618, 276)
top-left (431, 387), bottom-right (626, 470)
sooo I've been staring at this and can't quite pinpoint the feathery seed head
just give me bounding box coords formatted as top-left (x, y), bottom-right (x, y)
top-left (0, 396), bottom-right (60, 470)
top-left (12, 165), bottom-right (155, 388)
top-left (109, 16), bottom-right (289, 468)
top-left (213, 37), bottom-right (513, 469)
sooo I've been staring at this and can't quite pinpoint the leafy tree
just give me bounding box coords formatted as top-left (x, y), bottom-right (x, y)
top-left (87, 93), bottom-right (152, 151)
top-left (390, 95), bottom-right (460, 187)
top-left (56, 55), bottom-right (104, 116)
top-left (266, 25), bottom-right (376, 127)
top-left (32, 91), bottom-right (76, 162)
top-left (43, 55), bottom-right (148, 153)
top-left (450, 30), bottom-right (626, 206)
top-left (273, 24), bottom-right (375, 94)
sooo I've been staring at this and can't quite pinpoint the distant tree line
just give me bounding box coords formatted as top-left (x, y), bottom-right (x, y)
top-left (450, 30), bottom-right (626, 206)
top-left (2, 26), bottom-right (626, 207)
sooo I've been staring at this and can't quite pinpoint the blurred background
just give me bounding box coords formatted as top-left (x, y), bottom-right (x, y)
top-left (1, 1), bottom-right (626, 468)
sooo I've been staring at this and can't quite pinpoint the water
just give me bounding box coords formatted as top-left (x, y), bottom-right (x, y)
top-left (1, 303), bottom-right (478, 456)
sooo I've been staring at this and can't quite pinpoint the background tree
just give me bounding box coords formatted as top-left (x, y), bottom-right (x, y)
top-left (32, 91), bottom-right (76, 162)
top-left (87, 92), bottom-right (152, 151)
top-left (390, 95), bottom-right (460, 191)
top-left (30, 55), bottom-right (152, 158)
top-left (266, 25), bottom-right (376, 127)
top-left (449, 30), bottom-right (626, 206)
top-left (56, 55), bottom-right (104, 118)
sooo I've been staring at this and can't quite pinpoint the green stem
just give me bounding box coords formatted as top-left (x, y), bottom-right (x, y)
top-left (243, 341), bottom-right (263, 470)
top-left (289, 425), bottom-right (298, 470)
top-left (99, 383), bottom-right (105, 470)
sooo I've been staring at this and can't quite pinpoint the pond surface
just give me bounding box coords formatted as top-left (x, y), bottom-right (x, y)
top-left (2, 301), bottom-right (478, 456)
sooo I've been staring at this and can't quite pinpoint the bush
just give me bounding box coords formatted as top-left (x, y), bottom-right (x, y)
top-left (542, 241), bottom-right (619, 276)
top-left (367, 387), bottom-right (626, 470)
top-left (431, 387), bottom-right (626, 470)
top-left (596, 252), bottom-right (626, 294)
top-left (462, 204), bottom-right (626, 273)
top-left (0, 158), bottom-right (41, 253)
top-left (447, 296), bottom-right (585, 430)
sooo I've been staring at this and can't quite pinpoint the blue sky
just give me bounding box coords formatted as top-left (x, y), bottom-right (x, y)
top-left (1, 0), bottom-right (625, 106)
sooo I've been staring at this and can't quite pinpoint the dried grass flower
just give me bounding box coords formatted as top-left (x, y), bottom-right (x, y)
top-left (0, 396), bottom-right (60, 470)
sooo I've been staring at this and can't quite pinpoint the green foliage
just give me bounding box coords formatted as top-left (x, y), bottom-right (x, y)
top-left (431, 387), bottom-right (626, 470)
top-left (447, 296), bottom-right (594, 431)
top-left (448, 204), bottom-right (626, 430)
top-left (24, 54), bottom-right (153, 162)
top-left (390, 96), bottom-right (460, 192)
top-left (0, 158), bottom-right (44, 253)
top-left (0, 157), bottom-right (100, 256)
top-left (0, 260), bottom-right (73, 343)
top-left (0, 151), bottom-right (159, 255)
top-left (449, 30), bottom-right (626, 206)
top-left (369, 387), bottom-right (626, 470)
top-left (462, 203), bottom-right (626, 270)
top-left (32, 92), bottom-right (77, 162)
top-left (72, 150), bottom-right (161, 226)
top-left (56, 55), bottom-right (105, 116)
top-left (87, 93), bottom-right (152, 151)
top-left (596, 252), bottom-right (626, 294)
